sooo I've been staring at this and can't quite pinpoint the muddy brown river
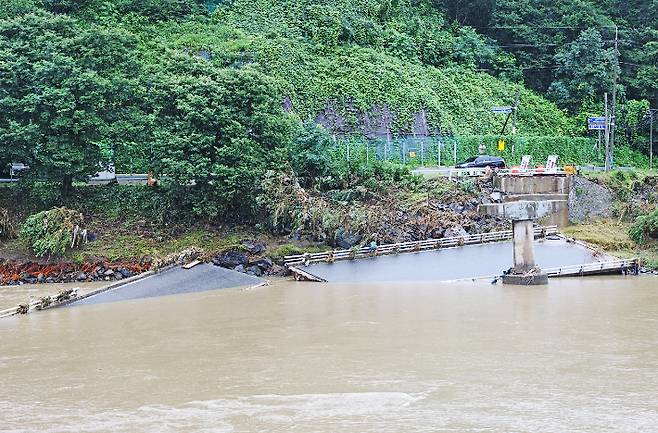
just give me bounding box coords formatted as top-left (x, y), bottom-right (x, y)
top-left (1, 276), bottom-right (657, 432)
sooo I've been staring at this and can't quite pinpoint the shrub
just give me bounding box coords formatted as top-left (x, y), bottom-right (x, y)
top-left (0, 208), bottom-right (14, 239)
top-left (613, 170), bottom-right (627, 182)
top-left (20, 207), bottom-right (86, 257)
top-left (629, 208), bottom-right (658, 245)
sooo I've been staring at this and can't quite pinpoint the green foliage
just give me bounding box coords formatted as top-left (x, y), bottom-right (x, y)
top-left (548, 29), bottom-right (618, 112)
top-left (42, 0), bottom-right (92, 14)
top-left (243, 38), bottom-right (574, 135)
top-left (116, 0), bottom-right (207, 22)
top-left (0, 11), bottom-right (142, 193)
top-left (288, 123), bottom-right (337, 187)
top-left (488, 0), bottom-right (657, 105)
top-left (617, 99), bottom-right (651, 153)
top-left (1, 0), bottom-right (656, 238)
top-left (630, 208), bottom-right (658, 245)
top-left (146, 55), bottom-right (296, 220)
top-left (20, 207), bottom-right (84, 256)
top-left (1, 0), bottom-right (40, 19)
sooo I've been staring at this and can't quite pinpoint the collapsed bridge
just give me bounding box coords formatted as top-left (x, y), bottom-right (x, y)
top-left (285, 226), bottom-right (638, 283)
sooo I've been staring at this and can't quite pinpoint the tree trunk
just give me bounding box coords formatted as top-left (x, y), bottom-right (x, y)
top-left (61, 174), bottom-right (73, 198)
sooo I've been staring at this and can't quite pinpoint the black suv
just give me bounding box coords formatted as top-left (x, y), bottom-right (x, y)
top-left (455, 155), bottom-right (506, 169)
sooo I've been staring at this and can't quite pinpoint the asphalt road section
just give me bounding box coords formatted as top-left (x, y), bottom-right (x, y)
top-left (70, 264), bottom-right (263, 306)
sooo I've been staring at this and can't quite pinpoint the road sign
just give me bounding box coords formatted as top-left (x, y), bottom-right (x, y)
top-left (497, 139), bottom-right (506, 151)
top-left (587, 116), bottom-right (606, 123)
top-left (588, 123), bottom-right (606, 130)
top-left (493, 107), bottom-right (513, 114)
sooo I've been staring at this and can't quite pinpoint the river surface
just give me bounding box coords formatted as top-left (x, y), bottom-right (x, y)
top-left (1, 276), bottom-right (657, 432)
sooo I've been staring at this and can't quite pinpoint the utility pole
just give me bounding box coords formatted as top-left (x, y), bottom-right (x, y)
top-left (649, 108), bottom-right (657, 171)
top-left (512, 92), bottom-right (520, 154)
top-left (609, 25), bottom-right (619, 170)
top-left (604, 92), bottom-right (610, 171)
top-left (512, 92), bottom-right (520, 135)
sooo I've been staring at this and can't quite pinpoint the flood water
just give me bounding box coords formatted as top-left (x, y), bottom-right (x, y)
top-left (0, 281), bottom-right (108, 310)
top-left (2, 276), bottom-right (657, 432)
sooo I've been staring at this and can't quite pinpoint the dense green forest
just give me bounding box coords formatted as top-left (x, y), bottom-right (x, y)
top-left (1, 0), bottom-right (657, 220)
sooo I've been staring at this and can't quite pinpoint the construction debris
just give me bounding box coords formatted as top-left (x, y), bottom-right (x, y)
top-left (0, 260), bottom-right (150, 286)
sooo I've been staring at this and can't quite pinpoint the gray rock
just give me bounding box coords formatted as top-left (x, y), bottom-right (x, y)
top-left (248, 265), bottom-right (263, 277)
top-left (449, 203), bottom-right (465, 213)
top-left (234, 264), bottom-right (245, 273)
top-left (430, 227), bottom-right (445, 238)
top-left (241, 240), bottom-right (265, 255)
top-left (334, 228), bottom-right (363, 249)
top-left (270, 264), bottom-right (286, 276)
top-left (254, 258), bottom-right (273, 271)
top-left (214, 251), bottom-right (249, 268)
top-left (119, 268), bottom-right (133, 278)
top-left (444, 225), bottom-right (469, 238)
top-left (568, 176), bottom-right (613, 223)
top-left (77, 273), bottom-right (87, 281)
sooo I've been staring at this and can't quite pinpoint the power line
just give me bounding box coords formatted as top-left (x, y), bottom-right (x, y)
top-left (474, 25), bottom-right (620, 30)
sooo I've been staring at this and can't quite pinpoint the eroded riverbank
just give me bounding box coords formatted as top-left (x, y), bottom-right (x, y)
top-left (2, 277), bottom-right (657, 433)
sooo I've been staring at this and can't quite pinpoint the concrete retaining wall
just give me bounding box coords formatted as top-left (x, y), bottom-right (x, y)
top-left (494, 175), bottom-right (572, 195)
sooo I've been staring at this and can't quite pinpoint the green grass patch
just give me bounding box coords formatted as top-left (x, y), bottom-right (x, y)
top-left (563, 219), bottom-right (634, 250)
top-left (564, 218), bottom-right (658, 270)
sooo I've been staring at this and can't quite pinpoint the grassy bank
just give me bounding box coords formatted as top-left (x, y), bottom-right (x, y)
top-left (564, 171), bottom-right (658, 269)
top-left (0, 174), bottom-right (501, 268)
top-left (563, 219), bottom-right (658, 269)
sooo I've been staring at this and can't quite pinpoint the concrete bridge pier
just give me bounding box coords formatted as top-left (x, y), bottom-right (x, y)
top-left (505, 218), bottom-right (548, 285)
top-left (478, 200), bottom-right (559, 285)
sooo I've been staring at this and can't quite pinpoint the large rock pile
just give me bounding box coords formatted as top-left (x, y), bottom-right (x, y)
top-left (211, 239), bottom-right (284, 277)
top-left (568, 177), bottom-right (614, 223)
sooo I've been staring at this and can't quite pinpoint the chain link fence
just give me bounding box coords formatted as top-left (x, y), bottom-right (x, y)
top-left (332, 134), bottom-right (613, 168)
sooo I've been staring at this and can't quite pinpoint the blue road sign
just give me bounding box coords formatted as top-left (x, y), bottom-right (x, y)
top-left (492, 107), bottom-right (513, 114)
top-left (588, 123), bottom-right (606, 130)
top-left (587, 116), bottom-right (606, 123)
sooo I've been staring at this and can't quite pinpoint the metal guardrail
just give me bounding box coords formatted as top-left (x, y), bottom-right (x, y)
top-left (545, 258), bottom-right (639, 277)
top-left (440, 258), bottom-right (640, 283)
top-left (446, 168), bottom-right (567, 179)
top-left (284, 226), bottom-right (559, 267)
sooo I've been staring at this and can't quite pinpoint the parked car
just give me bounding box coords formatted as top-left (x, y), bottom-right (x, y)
top-left (9, 162), bottom-right (30, 177)
top-left (455, 155), bottom-right (506, 169)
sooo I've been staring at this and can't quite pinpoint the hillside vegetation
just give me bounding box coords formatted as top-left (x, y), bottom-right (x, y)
top-left (0, 0), bottom-right (656, 256)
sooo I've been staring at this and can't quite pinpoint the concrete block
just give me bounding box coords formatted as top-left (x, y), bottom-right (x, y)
top-left (502, 272), bottom-right (548, 285)
top-left (478, 200), bottom-right (566, 220)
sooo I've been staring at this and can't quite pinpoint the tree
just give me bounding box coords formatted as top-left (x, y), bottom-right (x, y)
top-left (288, 122), bottom-right (335, 187)
top-left (117, 0), bottom-right (206, 21)
top-left (438, 0), bottom-right (496, 29)
top-left (547, 28), bottom-right (619, 111)
top-left (42, 0), bottom-right (92, 14)
top-left (147, 54), bottom-right (296, 220)
top-left (0, 12), bottom-right (142, 195)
